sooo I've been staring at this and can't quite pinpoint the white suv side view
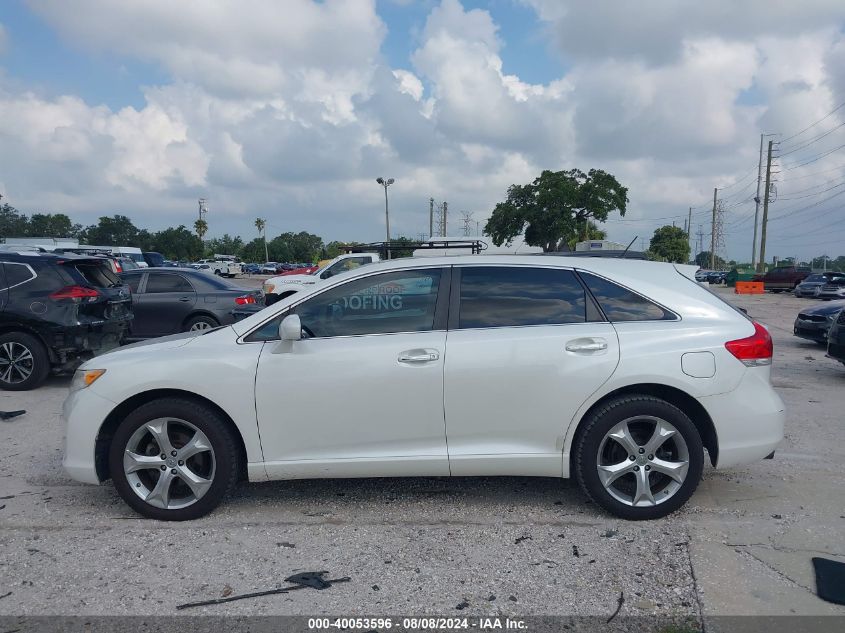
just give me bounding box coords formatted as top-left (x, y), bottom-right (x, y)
top-left (63, 256), bottom-right (784, 521)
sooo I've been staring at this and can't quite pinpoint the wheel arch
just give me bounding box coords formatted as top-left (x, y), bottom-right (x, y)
top-left (568, 383), bottom-right (718, 473)
top-left (0, 324), bottom-right (54, 361)
top-left (94, 389), bottom-right (248, 483)
top-left (180, 311), bottom-right (222, 330)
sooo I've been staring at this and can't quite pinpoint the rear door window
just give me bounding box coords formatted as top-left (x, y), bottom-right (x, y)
top-left (146, 273), bottom-right (194, 293)
top-left (2, 263), bottom-right (36, 288)
top-left (121, 273), bottom-right (144, 294)
top-left (579, 271), bottom-right (677, 321)
top-left (73, 262), bottom-right (121, 288)
top-left (457, 266), bottom-right (586, 328)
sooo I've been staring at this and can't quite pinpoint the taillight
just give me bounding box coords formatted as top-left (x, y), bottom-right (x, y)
top-left (50, 286), bottom-right (101, 302)
top-left (235, 295), bottom-right (256, 305)
top-left (114, 262), bottom-right (122, 273)
top-left (725, 321), bottom-right (773, 366)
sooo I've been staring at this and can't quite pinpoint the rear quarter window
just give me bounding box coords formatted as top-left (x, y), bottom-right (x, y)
top-left (579, 271), bottom-right (677, 322)
top-left (2, 263), bottom-right (36, 288)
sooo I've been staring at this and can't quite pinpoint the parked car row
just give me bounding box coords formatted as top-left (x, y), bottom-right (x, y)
top-left (793, 301), bottom-right (845, 365)
top-left (793, 272), bottom-right (845, 298)
top-left (0, 250), bottom-right (264, 390)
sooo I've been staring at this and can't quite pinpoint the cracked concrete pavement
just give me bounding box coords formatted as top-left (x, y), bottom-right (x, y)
top-left (0, 284), bottom-right (842, 622)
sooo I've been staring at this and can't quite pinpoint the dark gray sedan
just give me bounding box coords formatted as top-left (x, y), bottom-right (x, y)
top-left (119, 268), bottom-right (264, 341)
top-left (793, 300), bottom-right (845, 344)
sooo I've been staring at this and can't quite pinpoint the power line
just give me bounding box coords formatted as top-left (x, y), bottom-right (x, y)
top-left (780, 98), bottom-right (845, 144)
top-left (782, 142), bottom-right (845, 170)
top-left (779, 120), bottom-right (845, 156)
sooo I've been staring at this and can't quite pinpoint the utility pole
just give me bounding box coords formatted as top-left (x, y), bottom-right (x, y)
top-left (375, 177), bottom-right (394, 258)
top-left (441, 201), bottom-right (448, 237)
top-left (429, 198), bottom-right (434, 239)
top-left (751, 134), bottom-right (764, 267)
top-left (758, 140), bottom-right (774, 272)
top-left (687, 207), bottom-right (692, 262)
top-left (710, 188), bottom-right (717, 270)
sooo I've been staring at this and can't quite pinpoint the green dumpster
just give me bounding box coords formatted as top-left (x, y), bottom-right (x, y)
top-left (726, 267), bottom-right (756, 287)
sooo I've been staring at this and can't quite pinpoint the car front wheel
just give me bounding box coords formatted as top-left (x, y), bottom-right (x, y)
top-left (109, 398), bottom-right (240, 520)
top-left (574, 395), bottom-right (704, 520)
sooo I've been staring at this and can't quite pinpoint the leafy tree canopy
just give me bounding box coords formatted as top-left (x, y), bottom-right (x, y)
top-left (649, 225), bottom-right (691, 263)
top-left (484, 168), bottom-right (628, 252)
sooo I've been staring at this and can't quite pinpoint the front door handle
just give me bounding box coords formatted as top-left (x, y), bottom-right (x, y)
top-left (565, 338), bottom-right (608, 353)
top-left (178, 296), bottom-right (192, 302)
top-left (398, 348), bottom-right (440, 363)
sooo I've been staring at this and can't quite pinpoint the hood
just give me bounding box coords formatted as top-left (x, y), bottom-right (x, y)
top-left (798, 301), bottom-right (845, 317)
top-left (92, 330), bottom-right (204, 363)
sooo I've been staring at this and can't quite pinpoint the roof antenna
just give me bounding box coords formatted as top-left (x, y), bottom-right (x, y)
top-left (620, 236), bottom-right (637, 258)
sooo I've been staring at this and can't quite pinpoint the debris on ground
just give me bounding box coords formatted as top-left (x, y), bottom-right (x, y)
top-left (607, 591), bottom-right (624, 623)
top-left (601, 529), bottom-right (618, 538)
top-left (455, 600), bottom-right (469, 610)
top-left (0, 591), bottom-right (11, 600)
top-left (812, 557), bottom-right (845, 605)
top-left (276, 541), bottom-right (296, 548)
top-left (175, 571), bottom-right (350, 610)
top-left (514, 535), bottom-right (532, 545)
top-left (0, 410), bottom-right (25, 421)
top-left (572, 545), bottom-right (580, 557)
top-left (221, 585), bottom-right (233, 597)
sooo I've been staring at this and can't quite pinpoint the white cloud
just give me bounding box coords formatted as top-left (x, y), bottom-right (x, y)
top-left (0, 0), bottom-right (843, 261)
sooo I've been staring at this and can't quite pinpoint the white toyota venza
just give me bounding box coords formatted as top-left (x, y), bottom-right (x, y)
top-left (63, 256), bottom-right (785, 521)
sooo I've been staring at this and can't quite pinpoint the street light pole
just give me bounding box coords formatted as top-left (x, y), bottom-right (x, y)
top-left (375, 177), bottom-right (394, 258)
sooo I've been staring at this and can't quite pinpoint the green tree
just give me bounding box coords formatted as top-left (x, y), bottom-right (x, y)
top-left (205, 234), bottom-right (244, 257)
top-left (649, 225), bottom-right (691, 263)
top-left (194, 218), bottom-right (208, 241)
top-left (148, 225), bottom-right (204, 261)
top-left (27, 213), bottom-right (81, 238)
top-left (267, 231), bottom-right (323, 262)
top-left (484, 168), bottom-right (628, 252)
top-left (81, 215), bottom-right (140, 246)
top-left (240, 238), bottom-right (267, 263)
top-left (255, 218), bottom-right (268, 263)
top-left (323, 240), bottom-right (347, 259)
top-left (0, 203), bottom-right (30, 238)
top-left (694, 251), bottom-right (726, 269)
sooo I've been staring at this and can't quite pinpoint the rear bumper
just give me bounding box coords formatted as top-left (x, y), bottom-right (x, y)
top-left (698, 369), bottom-right (785, 469)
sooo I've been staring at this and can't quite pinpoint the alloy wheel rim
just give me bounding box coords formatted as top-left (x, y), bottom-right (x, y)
top-left (190, 321), bottom-right (213, 331)
top-left (124, 418), bottom-right (216, 510)
top-left (596, 416), bottom-right (690, 507)
top-left (0, 342), bottom-right (34, 384)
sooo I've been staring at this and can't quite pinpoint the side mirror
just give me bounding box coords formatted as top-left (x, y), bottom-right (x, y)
top-left (279, 314), bottom-right (302, 341)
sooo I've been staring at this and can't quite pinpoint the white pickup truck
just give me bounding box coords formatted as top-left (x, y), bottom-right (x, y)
top-left (196, 255), bottom-right (243, 278)
top-left (263, 252), bottom-right (380, 305)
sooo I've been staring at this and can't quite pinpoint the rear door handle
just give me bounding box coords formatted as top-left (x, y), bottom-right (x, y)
top-left (178, 296), bottom-right (192, 302)
top-left (565, 338), bottom-right (608, 353)
top-left (398, 348), bottom-right (440, 363)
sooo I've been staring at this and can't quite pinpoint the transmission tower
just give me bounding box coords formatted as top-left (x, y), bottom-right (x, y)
top-left (460, 211), bottom-right (474, 236)
top-left (433, 201), bottom-right (448, 237)
top-left (198, 198), bottom-right (209, 221)
top-left (712, 199), bottom-right (726, 263)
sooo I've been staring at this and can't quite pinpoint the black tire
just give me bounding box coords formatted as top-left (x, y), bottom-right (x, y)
top-left (183, 314), bottom-right (220, 332)
top-left (574, 395), bottom-right (704, 520)
top-left (0, 331), bottom-right (51, 391)
top-left (109, 397), bottom-right (240, 520)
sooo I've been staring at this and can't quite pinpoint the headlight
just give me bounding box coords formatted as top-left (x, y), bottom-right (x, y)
top-left (70, 368), bottom-right (106, 392)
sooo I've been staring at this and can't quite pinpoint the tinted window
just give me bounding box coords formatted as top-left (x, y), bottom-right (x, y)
top-left (580, 272), bottom-right (675, 321)
top-left (248, 269), bottom-right (442, 341)
top-left (321, 257), bottom-right (371, 279)
top-left (458, 267), bottom-right (586, 328)
top-left (3, 263), bottom-right (36, 288)
top-left (73, 262), bottom-right (121, 288)
top-left (294, 269), bottom-right (441, 337)
top-left (121, 273), bottom-right (143, 293)
top-left (805, 275), bottom-right (824, 283)
top-left (146, 273), bottom-right (194, 293)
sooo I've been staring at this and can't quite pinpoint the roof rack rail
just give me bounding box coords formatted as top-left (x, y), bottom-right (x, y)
top-left (341, 239), bottom-right (487, 257)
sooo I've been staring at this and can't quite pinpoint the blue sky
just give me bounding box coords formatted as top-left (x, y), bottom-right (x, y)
top-left (1, 0), bottom-right (844, 262)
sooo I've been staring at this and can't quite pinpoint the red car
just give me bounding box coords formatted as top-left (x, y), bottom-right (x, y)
top-left (280, 265), bottom-right (318, 276)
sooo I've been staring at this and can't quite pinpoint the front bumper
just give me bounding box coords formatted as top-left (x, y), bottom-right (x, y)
top-left (62, 387), bottom-right (117, 485)
top-left (793, 319), bottom-right (830, 342)
top-left (698, 368), bottom-right (785, 469)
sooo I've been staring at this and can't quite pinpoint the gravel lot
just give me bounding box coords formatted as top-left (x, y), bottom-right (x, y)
top-left (0, 283), bottom-right (843, 624)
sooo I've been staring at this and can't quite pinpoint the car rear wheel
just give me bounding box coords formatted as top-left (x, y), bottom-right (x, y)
top-left (109, 398), bottom-right (239, 520)
top-left (184, 315), bottom-right (220, 332)
top-left (574, 395), bottom-right (704, 520)
top-left (0, 332), bottom-right (50, 391)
